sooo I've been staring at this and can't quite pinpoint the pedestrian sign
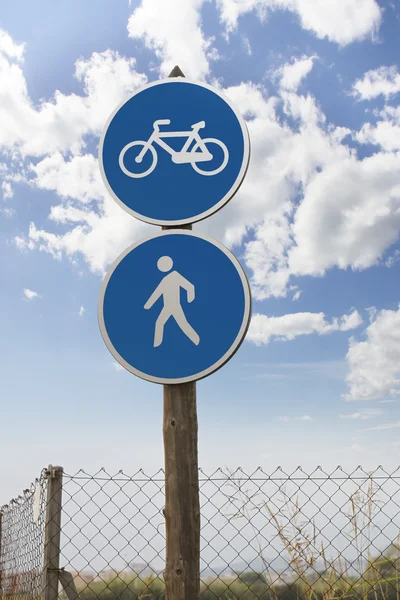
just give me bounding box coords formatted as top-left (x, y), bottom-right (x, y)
top-left (98, 230), bottom-right (251, 384)
top-left (99, 79), bottom-right (250, 226)
top-left (144, 255), bottom-right (201, 348)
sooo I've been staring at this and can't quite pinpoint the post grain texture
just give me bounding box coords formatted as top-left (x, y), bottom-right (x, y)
top-left (163, 382), bottom-right (200, 600)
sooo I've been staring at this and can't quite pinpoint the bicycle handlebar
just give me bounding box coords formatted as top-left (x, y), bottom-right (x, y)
top-left (154, 119), bottom-right (171, 127)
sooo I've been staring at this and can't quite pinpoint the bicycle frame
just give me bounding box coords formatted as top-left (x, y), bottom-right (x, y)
top-left (137, 125), bottom-right (212, 164)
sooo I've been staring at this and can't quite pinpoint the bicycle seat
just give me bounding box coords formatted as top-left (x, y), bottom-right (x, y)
top-left (191, 121), bottom-right (205, 129)
top-left (153, 119), bottom-right (171, 128)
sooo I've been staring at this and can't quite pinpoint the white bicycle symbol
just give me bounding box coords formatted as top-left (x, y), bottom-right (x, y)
top-left (118, 119), bottom-right (229, 178)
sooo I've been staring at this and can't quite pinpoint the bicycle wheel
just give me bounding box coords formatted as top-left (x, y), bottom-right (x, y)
top-left (118, 141), bottom-right (157, 178)
top-left (191, 138), bottom-right (229, 176)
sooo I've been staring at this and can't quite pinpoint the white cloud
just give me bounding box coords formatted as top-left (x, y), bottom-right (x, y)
top-left (247, 309), bottom-right (362, 345)
top-left (2, 30), bottom-right (399, 303)
top-left (217, 0), bottom-right (381, 45)
top-left (113, 361), bottom-right (125, 372)
top-left (79, 306), bottom-right (86, 317)
top-left (242, 35), bottom-right (252, 56)
top-left (215, 82), bottom-right (400, 300)
top-left (127, 0), bottom-right (211, 79)
top-left (355, 121), bottom-right (400, 151)
top-left (0, 30), bottom-right (24, 61)
top-left (126, 0), bottom-right (381, 82)
top-left (211, 81), bottom-right (346, 298)
top-left (0, 41), bottom-right (146, 157)
top-left (0, 32), bottom-right (150, 273)
top-left (292, 290), bottom-right (301, 301)
top-left (339, 409), bottom-right (382, 420)
top-left (1, 207), bottom-right (15, 217)
top-left (32, 153), bottom-right (106, 202)
top-left (1, 181), bottom-right (13, 199)
top-left (352, 65), bottom-right (400, 101)
top-left (276, 55), bottom-right (317, 92)
top-left (362, 421), bottom-right (400, 432)
top-left (381, 105), bottom-right (400, 122)
top-left (355, 104), bottom-right (400, 152)
top-left (15, 151), bottom-right (150, 274)
top-left (385, 249), bottom-right (400, 268)
top-left (23, 288), bottom-right (40, 300)
top-left (286, 152), bottom-right (400, 283)
top-left (344, 306), bottom-right (400, 401)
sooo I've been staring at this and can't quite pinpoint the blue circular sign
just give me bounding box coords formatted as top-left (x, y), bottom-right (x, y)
top-left (99, 80), bottom-right (250, 226)
top-left (98, 231), bottom-right (251, 384)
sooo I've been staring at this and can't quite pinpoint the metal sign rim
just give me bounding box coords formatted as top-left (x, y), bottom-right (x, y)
top-left (98, 230), bottom-right (252, 385)
top-left (98, 78), bottom-right (251, 226)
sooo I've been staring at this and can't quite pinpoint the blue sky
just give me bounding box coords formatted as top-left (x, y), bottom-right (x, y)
top-left (1, 0), bottom-right (400, 500)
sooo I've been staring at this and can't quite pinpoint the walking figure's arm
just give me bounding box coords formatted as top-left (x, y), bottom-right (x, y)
top-left (144, 283), bottom-right (163, 309)
top-left (179, 276), bottom-right (195, 303)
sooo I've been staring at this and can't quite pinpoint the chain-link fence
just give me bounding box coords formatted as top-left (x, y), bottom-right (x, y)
top-left (0, 468), bottom-right (48, 600)
top-left (1, 466), bottom-right (400, 599)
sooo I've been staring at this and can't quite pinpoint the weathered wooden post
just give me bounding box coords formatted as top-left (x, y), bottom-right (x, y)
top-left (0, 509), bottom-right (3, 597)
top-left (163, 381), bottom-right (200, 599)
top-left (42, 465), bottom-right (63, 600)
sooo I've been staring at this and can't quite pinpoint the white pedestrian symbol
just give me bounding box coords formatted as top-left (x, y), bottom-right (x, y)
top-left (144, 256), bottom-right (200, 348)
top-left (119, 119), bottom-right (229, 178)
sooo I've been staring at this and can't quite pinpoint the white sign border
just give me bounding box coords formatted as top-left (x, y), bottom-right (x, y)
top-left (98, 230), bottom-right (252, 385)
top-left (98, 78), bottom-right (250, 226)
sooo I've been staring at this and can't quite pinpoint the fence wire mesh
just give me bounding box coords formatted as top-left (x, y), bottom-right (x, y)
top-left (0, 468), bottom-right (48, 600)
top-left (59, 466), bottom-right (400, 600)
top-left (1, 466), bottom-right (400, 600)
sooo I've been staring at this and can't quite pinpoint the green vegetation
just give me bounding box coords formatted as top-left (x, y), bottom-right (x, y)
top-left (66, 555), bottom-right (400, 600)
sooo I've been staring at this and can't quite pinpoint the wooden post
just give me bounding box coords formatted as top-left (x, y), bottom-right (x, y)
top-left (42, 465), bottom-right (63, 600)
top-left (0, 510), bottom-right (3, 596)
top-left (162, 65), bottom-right (201, 600)
top-left (163, 383), bottom-right (200, 600)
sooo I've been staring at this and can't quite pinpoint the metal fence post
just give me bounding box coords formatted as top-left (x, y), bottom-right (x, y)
top-left (42, 465), bottom-right (63, 600)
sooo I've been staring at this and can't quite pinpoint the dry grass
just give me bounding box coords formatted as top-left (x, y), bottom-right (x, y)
top-left (223, 472), bottom-right (400, 600)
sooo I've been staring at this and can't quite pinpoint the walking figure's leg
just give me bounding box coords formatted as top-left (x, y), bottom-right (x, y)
top-left (173, 307), bottom-right (200, 346)
top-left (154, 309), bottom-right (171, 347)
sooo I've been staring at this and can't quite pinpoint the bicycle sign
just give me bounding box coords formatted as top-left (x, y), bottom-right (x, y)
top-left (99, 79), bottom-right (250, 226)
top-left (119, 119), bottom-right (229, 178)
